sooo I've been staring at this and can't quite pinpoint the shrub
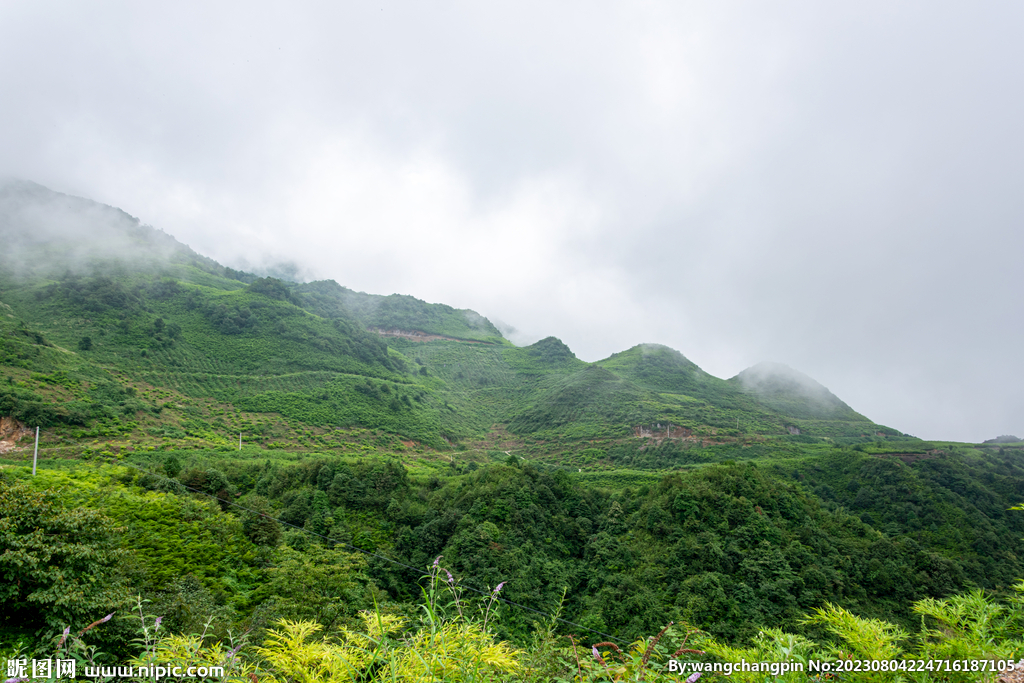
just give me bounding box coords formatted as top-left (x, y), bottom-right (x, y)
top-left (0, 478), bottom-right (133, 640)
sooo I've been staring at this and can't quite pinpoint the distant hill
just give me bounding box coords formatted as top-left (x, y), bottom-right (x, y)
top-left (294, 280), bottom-right (503, 342)
top-left (983, 435), bottom-right (1022, 444)
top-left (0, 180), bottom-right (898, 455)
top-left (731, 361), bottom-right (867, 422)
top-left (523, 336), bottom-right (583, 368)
top-left (597, 344), bottom-right (750, 408)
top-left (0, 179), bottom-right (239, 283)
top-left (508, 365), bottom-right (648, 436)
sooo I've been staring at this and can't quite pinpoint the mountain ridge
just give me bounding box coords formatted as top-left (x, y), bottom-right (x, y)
top-left (19, 181), bottom-right (1024, 658)
top-left (0, 180), bottom-right (898, 458)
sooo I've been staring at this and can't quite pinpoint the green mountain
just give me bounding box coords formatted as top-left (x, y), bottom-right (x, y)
top-left (295, 280), bottom-right (503, 342)
top-left (0, 180), bottom-right (897, 455)
top-left (731, 361), bottom-right (867, 422)
top-left (5, 181), bottom-right (1024, 664)
top-left (0, 179), bottom-right (237, 282)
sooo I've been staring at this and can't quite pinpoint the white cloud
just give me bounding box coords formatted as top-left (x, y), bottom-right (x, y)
top-left (1, 0), bottom-right (1022, 440)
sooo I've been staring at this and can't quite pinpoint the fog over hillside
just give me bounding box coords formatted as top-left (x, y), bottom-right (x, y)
top-left (0, 180), bottom-right (177, 275)
top-left (733, 362), bottom-right (866, 423)
top-left (1, 3), bottom-right (1022, 441)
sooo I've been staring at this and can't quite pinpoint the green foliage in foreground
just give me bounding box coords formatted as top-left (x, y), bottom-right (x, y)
top-left (16, 573), bottom-right (1024, 683)
top-left (0, 478), bottom-right (133, 643)
top-left (4, 442), bottom-right (1024, 682)
top-left (5, 437), bottom-right (1024, 654)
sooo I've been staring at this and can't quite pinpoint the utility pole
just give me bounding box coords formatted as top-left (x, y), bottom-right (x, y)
top-left (32, 426), bottom-right (39, 475)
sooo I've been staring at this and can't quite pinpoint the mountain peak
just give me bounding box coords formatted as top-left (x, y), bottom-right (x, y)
top-left (525, 336), bottom-right (577, 363)
top-left (0, 179), bottom-right (217, 281)
top-left (732, 362), bottom-right (865, 422)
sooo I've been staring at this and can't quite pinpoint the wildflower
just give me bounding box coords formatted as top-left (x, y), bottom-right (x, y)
top-left (445, 569), bottom-right (454, 585)
top-left (686, 673), bottom-right (702, 683)
top-left (58, 626), bottom-right (70, 647)
top-left (80, 612), bottom-right (116, 635)
top-left (154, 616), bottom-right (162, 630)
top-left (483, 581), bottom-right (508, 630)
top-left (433, 555), bottom-right (442, 568)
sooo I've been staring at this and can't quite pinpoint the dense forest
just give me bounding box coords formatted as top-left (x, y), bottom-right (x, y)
top-left (3, 181), bottom-right (1024, 681)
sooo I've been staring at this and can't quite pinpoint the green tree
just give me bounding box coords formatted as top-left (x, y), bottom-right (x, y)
top-left (252, 545), bottom-right (379, 632)
top-left (242, 495), bottom-right (283, 547)
top-left (0, 478), bottom-right (132, 638)
top-left (308, 490), bottom-right (333, 538)
top-left (163, 455), bottom-right (182, 478)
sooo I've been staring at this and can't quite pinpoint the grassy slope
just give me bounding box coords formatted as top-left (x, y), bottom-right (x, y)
top-left (1, 180), bottom-right (903, 457)
top-left (730, 361), bottom-right (870, 422)
top-left (9, 182), bottom-right (1024, 665)
top-left (295, 280), bottom-right (504, 342)
top-left (590, 343), bottom-right (889, 439)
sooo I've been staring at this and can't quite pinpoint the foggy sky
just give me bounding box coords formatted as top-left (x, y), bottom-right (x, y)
top-left (1, 1), bottom-right (1021, 442)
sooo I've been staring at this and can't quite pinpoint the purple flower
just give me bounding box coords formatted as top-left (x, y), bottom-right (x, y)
top-left (592, 646), bottom-right (601, 661)
top-left (433, 555), bottom-right (442, 568)
top-left (79, 611), bottom-right (117, 635)
top-left (154, 616), bottom-right (162, 630)
top-left (685, 673), bottom-right (702, 683)
top-left (493, 582), bottom-right (505, 593)
top-left (58, 626), bottom-right (70, 647)
top-left (445, 569), bottom-right (454, 584)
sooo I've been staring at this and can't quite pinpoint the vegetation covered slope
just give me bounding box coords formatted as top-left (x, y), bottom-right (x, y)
top-left (4, 443), bottom-right (1024, 652)
top-left (732, 361), bottom-right (869, 422)
top-left (0, 181), bottom-right (898, 452)
top-left (4, 181), bottom-right (1024, 680)
top-left (295, 279), bottom-right (503, 342)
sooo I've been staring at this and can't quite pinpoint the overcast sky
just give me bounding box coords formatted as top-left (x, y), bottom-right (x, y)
top-left (1, 2), bottom-right (1021, 442)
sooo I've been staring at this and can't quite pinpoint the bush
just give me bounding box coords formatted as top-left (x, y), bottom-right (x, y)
top-left (0, 478), bottom-right (133, 640)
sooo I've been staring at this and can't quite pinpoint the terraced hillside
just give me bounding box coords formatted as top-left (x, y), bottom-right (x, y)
top-left (1, 180), bottom-right (898, 459)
